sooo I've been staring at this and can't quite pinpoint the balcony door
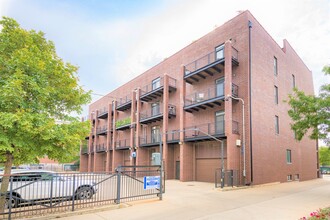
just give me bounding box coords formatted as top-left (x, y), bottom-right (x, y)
top-left (215, 111), bottom-right (225, 134)
top-left (151, 126), bottom-right (160, 143)
top-left (151, 102), bottom-right (160, 116)
top-left (215, 78), bottom-right (224, 97)
top-left (152, 77), bottom-right (161, 90)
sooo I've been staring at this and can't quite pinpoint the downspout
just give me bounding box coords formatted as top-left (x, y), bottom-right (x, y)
top-left (248, 20), bottom-right (253, 184)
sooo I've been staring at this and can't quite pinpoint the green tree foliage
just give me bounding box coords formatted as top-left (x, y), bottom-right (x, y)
top-left (288, 65), bottom-right (330, 145)
top-left (0, 17), bottom-right (91, 210)
top-left (319, 147), bottom-right (330, 166)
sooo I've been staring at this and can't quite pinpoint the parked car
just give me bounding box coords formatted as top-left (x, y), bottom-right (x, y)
top-left (0, 169), bottom-right (98, 208)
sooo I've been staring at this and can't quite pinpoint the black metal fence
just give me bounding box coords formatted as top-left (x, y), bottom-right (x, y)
top-left (0, 165), bottom-right (163, 219)
top-left (215, 169), bottom-right (240, 188)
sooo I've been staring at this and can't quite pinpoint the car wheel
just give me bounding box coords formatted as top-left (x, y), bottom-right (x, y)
top-left (5, 198), bottom-right (17, 209)
top-left (76, 187), bottom-right (93, 200)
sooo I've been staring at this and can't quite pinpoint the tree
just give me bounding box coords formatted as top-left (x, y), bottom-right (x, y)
top-left (287, 65), bottom-right (330, 145)
top-left (319, 147), bottom-right (330, 166)
top-left (0, 17), bottom-right (91, 210)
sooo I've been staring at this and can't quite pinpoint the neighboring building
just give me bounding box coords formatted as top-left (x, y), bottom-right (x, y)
top-left (80, 10), bottom-right (318, 185)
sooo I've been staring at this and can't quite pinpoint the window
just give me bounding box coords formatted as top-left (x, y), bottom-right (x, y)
top-left (152, 77), bottom-right (161, 90)
top-left (215, 111), bottom-right (225, 134)
top-left (292, 74), bottom-right (295, 88)
top-left (274, 57), bottom-right (278, 76)
top-left (151, 126), bottom-right (160, 143)
top-left (151, 102), bottom-right (160, 116)
top-left (274, 86), bottom-right (278, 104)
top-left (294, 174), bottom-right (299, 181)
top-left (275, 115), bottom-right (279, 134)
top-left (286, 149), bottom-right (292, 164)
top-left (215, 44), bottom-right (225, 60)
top-left (287, 175), bottom-right (292, 181)
top-left (215, 78), bottom-right (225, 97)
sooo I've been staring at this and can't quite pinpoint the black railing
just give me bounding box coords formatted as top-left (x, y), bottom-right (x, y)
top-left (185, 83), bottom-right (238, 106)
top-left (96, 144), bottom-right (106, 152)
top-left (117, 95), bottom-right (131, 107)
top-left (81, 145), bottom-right (88, 154)
top-left (166, 130), bottom-right (180, 143)
top-left (96, 126), bottom-right (107, 135)
top-left (139, 135), bottom-right (161, 146)
top-left (215, 169), bottom-right (240, 188)
top-left (185, 122), bottom-right (225, 139)
top-left (97, 107), bottom-right (108, 118)
top-left (115, 139), bottom-right (130, 149)
top-left (184, 46), bottom-right (239, 74)
top-left (141, 76), bottom-right (176, 96)
top-left (140, 104), bottom-right (176, 121)
top-left (0, 166), bottom-right (163, 219)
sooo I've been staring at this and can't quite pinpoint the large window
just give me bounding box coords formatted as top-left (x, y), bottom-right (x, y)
top-left (215, 111), bottom-right (225, 134)
top-left (215, 78), bottom-right (225, 97)
top-left (275, 115), bottom-right (279, 134)
top-left (215, 44), bottom-right (224, 60)
top-left (151, 126), bottom-right (160, 143)
top-left (152, 77), bottom-right (161, 90)
top-left (274, 57), bottom-right (278, 76)
top-left (274, 85), bottom-right (278, 105)
top-left (286, 149), bottom-right (292, 164)
top-left (151, 102), bottom-right (160, 116)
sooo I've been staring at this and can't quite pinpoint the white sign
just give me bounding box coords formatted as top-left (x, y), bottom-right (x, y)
top-left (143, 176), bottom-right (160, 190)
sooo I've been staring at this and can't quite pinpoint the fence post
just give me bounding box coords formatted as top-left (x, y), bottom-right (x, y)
top-left (116, 167), bottom-right (121, 204)
top-left (8, 176), bottom-right (13, 220)
top-left (50, 176), bottom-right (53, 208)
top-left (71, 174), bottom-right (76, 211)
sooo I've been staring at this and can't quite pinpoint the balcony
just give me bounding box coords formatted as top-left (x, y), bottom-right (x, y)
top-left (115, 117), bottom-right (131, 131)
top-left (96, 126), bottom-right (108, 136)
top-left (184, 46), bottom-right (239, 84)
top-left (184, 83), bottom-right (238, 113)
top-left (97, 108), bottom-right (109, 119)
top-left (81, 145), bottom-right (88, 155)
top-left (184, 122), bottom-right (225, 142)
top-left (166, 130), bottom-right (180, 144)
top-left (140, 77), bottom-right (177, 102)
top-left (115, 139), bottom-right (130, 150)
top-left (140, 104), bottom-right (176, 124)
top-left (139, 135), bottom-right (161, 147)
top-left (116, 95), bottom-right (132, 111)
top-left (96, 143), bottom-right (106, 153)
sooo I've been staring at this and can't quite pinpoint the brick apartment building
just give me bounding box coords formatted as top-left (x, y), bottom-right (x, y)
top-left (80, 10), bottom-right (318, 185)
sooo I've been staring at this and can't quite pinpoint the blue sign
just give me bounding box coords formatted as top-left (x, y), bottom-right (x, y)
top-left (143, 176), bottom-right (160, 190)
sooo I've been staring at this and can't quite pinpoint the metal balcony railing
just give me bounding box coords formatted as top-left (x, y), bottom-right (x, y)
top-left (96, 143), bottom-right (106, 152)
top-left (139, 135), bottom-right (161, 146)
top-left (115, 139), bottom-right (130, 149)
top-left (97, 107), bottom-right (108, 119)
top-left (89, 144), bottom-right (95, 153)
top-left (96, 125), bottom-right (108, 135)
top-left (140, 103), bottom-right (176, 121)
top-left (184, 46), bottom-right (239, 75)
top-left (115, 117), bottom-right (131, 130)
top-left (81, 145), bottom-right (88, 154)
top-left (166, 130), bottom-right (180, 143)
top-left (184, 83), bottom-right (238, 107)
top-left (141, 76), bottom-right (177, 97)
top-left (185, 122), bottom-right (225, 140)
top-left (116, 95), bottom-right (132, 111)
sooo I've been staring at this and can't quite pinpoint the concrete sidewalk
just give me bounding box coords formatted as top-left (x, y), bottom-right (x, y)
top-left (41, 176), bottom-right (330, 220)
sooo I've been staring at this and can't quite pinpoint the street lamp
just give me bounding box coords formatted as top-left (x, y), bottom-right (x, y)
top-left (225, 94), bottom-right (246, 185)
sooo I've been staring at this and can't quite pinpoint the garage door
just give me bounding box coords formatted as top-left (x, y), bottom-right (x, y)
top-left (196, 159), bottom-right (221, 182)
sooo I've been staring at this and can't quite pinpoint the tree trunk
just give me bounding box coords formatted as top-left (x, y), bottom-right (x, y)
top-left (0, 152), bottom-right (14, 214)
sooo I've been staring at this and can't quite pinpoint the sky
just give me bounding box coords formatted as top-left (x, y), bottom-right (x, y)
top-left (0, 0), bottom-right (329, 117)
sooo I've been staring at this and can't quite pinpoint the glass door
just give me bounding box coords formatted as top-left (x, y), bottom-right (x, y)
top-left (151, 102), bottom-right (160, 116)
top-left (151, 126), bottom-right (160, 143)
top-left (215, 111), bottom-right (225, 134)
top-left (215, 78), bottom-right (224, 97)
top-left (215, 44), bottom-right (224, 60)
